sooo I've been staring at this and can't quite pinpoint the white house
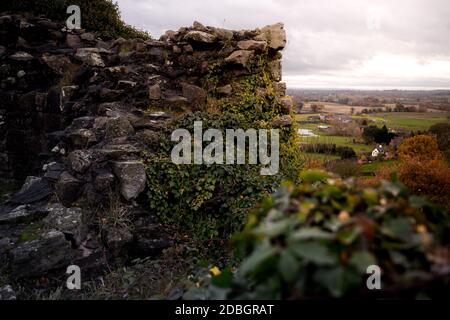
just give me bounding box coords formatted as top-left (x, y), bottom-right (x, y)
top-left (371, 145), bottom-right (384, 158)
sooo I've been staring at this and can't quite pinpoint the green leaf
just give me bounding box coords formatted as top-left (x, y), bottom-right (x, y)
top-left (409, 195), bottom-right (428, 208)
top-left (363, 188), bottom-right (378, 205)
top-left (349, 251), bottom-right (377, 273)
top-left (382, 217), bottom-right (414, 243)
top-left (314, 266), bottom-right (360, 298)
top-left (255, 219), bottom-right (292, 238)
top-left (278, 250), bottom-right (299, 282)
top-left (289, 228), bottom-right (335, 241)
top-left (291, 241), bottom-right (336, 266)
top-left (211, 268), bottom-right (233, 288)
top-left (239, 244), bottom-right (277, 276)
top-left (337, 228), bottom-right (361, 245)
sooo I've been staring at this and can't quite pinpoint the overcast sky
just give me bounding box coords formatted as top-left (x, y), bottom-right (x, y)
top-left (116, 0), bottom-right (450, 90)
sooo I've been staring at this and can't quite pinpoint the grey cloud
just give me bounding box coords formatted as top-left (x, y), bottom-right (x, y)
top-left (116, 0), bottom-right (450, 89)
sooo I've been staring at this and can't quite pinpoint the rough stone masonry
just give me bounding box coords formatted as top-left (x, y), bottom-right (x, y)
top-left (0, 11), bottom-right (292, 289)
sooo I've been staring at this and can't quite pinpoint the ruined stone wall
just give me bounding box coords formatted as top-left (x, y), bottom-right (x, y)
top-left (0, 13), bottom-right (289, 193)
top-left (0, 11), bottom-right (294, 287)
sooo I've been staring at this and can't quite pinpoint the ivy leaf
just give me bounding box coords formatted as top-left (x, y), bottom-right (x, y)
top-left (349, 251), bottom-right (377, 273)
top-left (291, 241), bottom-right (336, 266)
top-left (337, 227), bottom-right (361, 245)
top-left (239, 243), bottom-right (277, 276)
top-left (255, 219), bottom-right (292, 238)
top-left (278, 250), bottom-right (299, 282)
top-left (289, 228), bottom-right (335, 241)
top-left (382, 217), bottom-right (415, 243)
top-left (314, 266), bottom-right (360, 298)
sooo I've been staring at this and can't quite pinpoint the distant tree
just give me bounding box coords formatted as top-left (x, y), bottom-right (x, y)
top-left (398, 135), bottom-right (444, 161)
top-left (363, 125), bottom-right (395, 145)
top-left (394, 103), bottom-right (406, 112)
top-left (418, 105), bottom-right (428, 113)
top-left (310, 104), bottom-right (324, 113)
top-left (292, 96), bottom-right (304, 114)
top-left (350, 107), bottom-right (355, 115)
top-left (428, 123), bottom-right (450, 157)
top-left (378, 135), bottom-right (450, 207)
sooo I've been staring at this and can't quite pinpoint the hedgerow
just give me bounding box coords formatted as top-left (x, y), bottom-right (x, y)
top-left (183, 171), bottom-right (450, 299)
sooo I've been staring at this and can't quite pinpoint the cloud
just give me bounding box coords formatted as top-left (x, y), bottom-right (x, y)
top-left (116, 0), bottom-right (450, 89)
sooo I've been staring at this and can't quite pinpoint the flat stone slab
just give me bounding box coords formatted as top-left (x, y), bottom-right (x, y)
top-left (9, 178), bottom-right (53, 205)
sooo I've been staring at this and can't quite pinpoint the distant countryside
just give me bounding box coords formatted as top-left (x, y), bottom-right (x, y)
top-left (289, 89), bottom-right (450, 203)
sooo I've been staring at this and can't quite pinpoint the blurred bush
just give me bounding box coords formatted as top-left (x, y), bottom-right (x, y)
top-left (184, 171), bottom-right (450, 299)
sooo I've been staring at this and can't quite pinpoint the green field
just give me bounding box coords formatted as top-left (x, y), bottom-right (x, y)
top-left (303, 152), bottom-right (340, 162)
top-left (360, 159), bottom-right (399, 176)
top-left (353, 112), bottom-right (450, 131)
top-left (298, 112), bottom-right (449, 132)
top-left (299, 135), bottom-right (374, 153)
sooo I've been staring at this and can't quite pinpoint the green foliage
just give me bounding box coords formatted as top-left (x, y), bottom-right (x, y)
top-left (302, 143), bottom-right (357, 159)
top-left (145, 113), bottom-right (278, 241)
top-left (326, 159), bottom-right (361, 178)
top-left (217, 53), bottom-right (285, 123)
top-left (363, 125), bottom-right (395, 145)
top-left (1, 0), bottom-right (149, 39)
top-left (429, 123), bottom-right (450, 157)
top-left (193, 173), bottom-right (450, 299)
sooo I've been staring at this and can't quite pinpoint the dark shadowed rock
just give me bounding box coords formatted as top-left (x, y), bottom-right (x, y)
top-left (68, 150), bottom-right (91, 173)
top-left (9, 51), bottom-right (33, 61)
top-left (113, 161), bottom-right (146, 201)
top-left (69, 129), bottom-right (96, 148)
top-left (75, 48), bottom-right (105, 67)
top-left (105, 117), bottom-right (135, 140)
top-left (104, 226), bottom-right (133, 257)
top-left (132, 216), bottom-right (172, 257)
top-left (225, 50), bottom-right (254, 68)
top-left (43, 162), bottom-right (65, 181)
top-left (184, 31), bottom-right (216, 43)
top-left (0, 205), bottom-right (48, 225)
top-left (10, 230), bottom-right (72, 278)
top-left (42, 203), bottom-right (82, 235)
top-left (181, 83), bottom-right (207, 108)
top-left (148, 83), bottom-right (161, 100)
top-left (42, 54), bottom-right (72, 75)
top-left (9, 177), bottom-right (53, 205)
top-left (0, 285), bottom-right (16, 300)
top-left (66, 34), bottom-right (81, 48)
top-left (94, 172), bottom-right (115, 191)
top-left (56, 172), bottom-right (83, 207)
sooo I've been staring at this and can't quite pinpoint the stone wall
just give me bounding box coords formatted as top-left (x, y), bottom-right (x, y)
top-left (0, 12), bottom-right (289, 191)
top-left (0, 12), bottom-right (291, 286)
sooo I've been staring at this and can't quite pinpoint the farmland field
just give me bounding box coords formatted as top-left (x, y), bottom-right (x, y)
top-left (353, 112), bottom-right (450, 131)
top-left (360, 159), bottom-right (399, 176)
top-left (298, 111), bottom-right (450, 132)
top-left (303, 152), bottom-right (340, 162)
top-left (298, 135), bottom-right (374, 153)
